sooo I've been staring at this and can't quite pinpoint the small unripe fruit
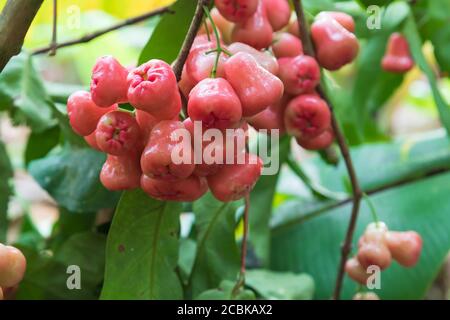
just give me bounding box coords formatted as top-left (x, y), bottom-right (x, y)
top-left (381, 33), bottom-right (415, 73)
top-left (141, 174), bottom-right (208, 202)
top-left (262, 0), bottom-right (291, 31)
top-left (67, 91), bottom-right (116, 136)
top-left (228, 42), bottom-right (279, 74)
top-left (188, 78), bottom-right (242, 129)
top-left (385, 231), bottom-right (422, 267)
top-left (127, 59), bottom-right (181, 120)
top-left (353, 292), bottom-right (380, 300)
top-left (0, 244), bottom-right (26, 288)
top-left (136, 110), bottom-right (159, 143)
top-left (272, 32), bottom-right (303, 58)
top-left (284, 94), bottom-right (331, 138)
top-left (90, 55), bottom-right (129, 107)
top-left (278, 55), bottom-right (321, 95)
top-left (224, 52), bottom-right (284, 117)
top-left (231, 1), bottom-right (273, 50)
top-left (96, 111), bottom-right (141, 156)
top-left (315, 11), bottom-right (355, 33)
top-left (100, 152), bottom-right (141, 191)
top-left (296, 127), bottom-right (334, 150)
top-left (207, 153), bottom-right (263, 202)
top-left (345, 257), bottom-right (369, 285)
top-left (311, 18), bottom-right (359, 71)
top-left (357, 242), bottom-right (392, 270)
top-left (186, 42), bottom-right (228, 84)
top-left (84, 131), bottom-right (101, 151)
top-left (214, 0), bottom-right (258, 23)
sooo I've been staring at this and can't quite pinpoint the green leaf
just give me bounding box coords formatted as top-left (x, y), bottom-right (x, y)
top-left (101, 189), bottom-right (183, 299)
top-left (24, 125), bottom-right (60, 166)
top-left (196, 280), bottom-right (256, 300)
top-left (188, 192), bottom-right (240, 298)
top-left (403, 15), bottom-right (450, 136)
top-left (248, 135), bottom-right (290, 266)
top-left (28, 146), bottom-right (121, 213)
top-left (0, 53), bottom-right (56, 132)
top-left (246, 269), bottom-right (315, 300)
top-left (138, 0), bottom-right (197, 64)
top-left (271, 171), bottom-right (450, 299)
top-left (15, 214), bottom-right (45, 250)
top-left (0, 140), bottom-right (12, 243)
top-left (178, 238), bottom-right (197, 285)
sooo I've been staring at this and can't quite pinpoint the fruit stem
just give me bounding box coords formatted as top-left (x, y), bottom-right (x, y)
top-left (363, 193), bottom-right (379, 224)
top-left (232, 194), bottom-right (250, 297)
top-left (203, 18), bottom-right (211, 42)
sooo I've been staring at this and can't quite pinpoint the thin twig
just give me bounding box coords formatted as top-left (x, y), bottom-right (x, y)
top-left (172, 0), bottom-right (211, 81)
top-left (291, 0), bottom-right (363, 300)
top-left (49, 0), bottom-right (57, 56)
top-left (233, 194), bottom-right (250, 296)
top-left (32, 6), bottom-right (173, 55)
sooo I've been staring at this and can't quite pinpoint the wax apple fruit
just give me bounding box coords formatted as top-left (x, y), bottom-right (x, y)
top-left (262, 0), bottom-right (291, 31)
top-left (214, 0), bottom-right (258, 23)
top-left (315, 11), bottom-right (355, 33)
top-left (345, 257), bottom-right (369, 285)
top-left (228, 42), bottom-right (279, 74)
top-left (278, 55), bottom-right (321, 95)
top-left (357, 222), bottom-right (392, 270)
top-left (272, 32), bottom-right (303, 58)
top-left (224, 52), bottom-right (284, 117)
top-left (296, 127), bottom-right (334, 150)
top-left (90, 55), bottom-right (129, 107)
top-left (100, 153), bottom-right (141, 190)
top-left (385, 231), bottom-right (422, 267)
top-left (185, 43), bottom-right (228, 84)
top-left (381, 33), bottom-right (415, 73)
top-left (67, 91), bottom-right (116, 136)
top-left (0, 244), bottom-right (26, 288)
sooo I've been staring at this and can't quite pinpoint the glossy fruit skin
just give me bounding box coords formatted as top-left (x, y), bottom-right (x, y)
top-left (385, 231), bottom-right (422, 267)
top-left (207, 153), bottom-right (263, 202)
top-left (247, 94), bottom-right (289, 135)
top-left (67, 91), bottom-right (116, 136)
top-left (141, 120), bottom-right (195, 181)
top-left (199, 8), bottom-right (234, 44)
top-left (316, 11), bottom-right (355, 33)
top-left (185, 42), bottom-right (228, 85)
top-left (214, 0), bottom-right (258, 23)
top-left (228, 42), bottom-right (279, 74)
top-left (345, 257), bottom-right (369, 285)
top-left (288, 19), bottom-right (300, 38)
top-left (127, 59), bottom-right (181, 120)
top-left (0, 244), bottom-right (26, 288)
top-left (136, 110), bottom-right (159, 143)
top-left (84, 131), bottom-right (101, 151)
top-left (96, 111), bottom-right (141, 156)
top-left (141, 174), bottom-right (208, 202)
top-left (90, 55), bottom-right (129, 107)
top-left (188, 78), bottom-right (242, 129)
top-left (224, 52), bottom-right (284, 117)
top-left (311, 18), bottom-right (359, 71)
top-left (357, 222), bottom-right (391, 270)
top-left (272, 32), bottom-right (303, 58)
top-left (381, 33), bottom-right (415, 73)
top-left (284, 94), bottom-right (331, 138)
top-left (296, 127), bottom-right (334, 150)
top-left (100, 152), bottom-right (141, 191)
top-left (231, 1), bottom-right (273, 50)
top-left (278, 55), bottom-right (321, 95)
top-left (262, 0), bottom-right (291, 31)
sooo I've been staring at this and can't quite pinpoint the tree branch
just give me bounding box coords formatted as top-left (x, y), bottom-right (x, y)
top-left (0, 0), bottom-right (44, 72)
top-left (32, 6), bottom-right (173, 55)
top-left (291, 0), bottom-right (363, 300)
top-left (172, 0), bottom-right (211, 81)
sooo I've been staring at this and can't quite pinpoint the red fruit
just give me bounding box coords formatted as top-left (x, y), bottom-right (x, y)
top-left (141, 174), bottom-right (208, 202)
top-left (96, 111), bottom-right (141, 156)
top-left (228, 42), bottom-right (279, 74)
top-left (385, 231), bottom-right (422, 267)
top-left (0, 244), bottom-right (26, 288)
top-left (357, 242), bottom-right (392, 270)
top-left (288, 19), bottom-right (300, 38)
top-left (247, 94), bottom-right (289, 135)
top-left (127, 60), bottom-right (181, 119)
top-left (191, 34), bottom-right (222, 50)
top-left (188, 78), bottom-right (242, 129)
top-left (214, 0), bottom-right (258, 23)
top-left (345, 257), bottom-right (369, 285)
top-left (90, 55), bottom-right (129, 107)
top-left (231, 1), bottom-right (273, 50)
top-left (311, 18), bottom-right (359, 71)
top-left (381, 33), bottom-right (415, 73)
top-left (278, 55), bottom-right (321, 95)
top-left (207, 153), bottom-right (263, 202)
top-left (224, 52), bottom-right (284, 117)
top-left (284, 94), bottom-right (331, 138)
top-left (100, 152), bottom-right (141, 191)
top-left (67, 91), bottom-right (116, 136)
top-left (185, 42), bottom-right (228, 84)
top-left (272, 32), bottom-right (304, 58)
top-left (141, 120), bottom-right (195, 181)
top-left (316, 11), bottom-right (355, 33)
top-left (136, 110), bottom-right (158, 143)
top-left (262, 0), bottom-right (291, 31)
top-left (199, 8), bottom-right (234, 44)
top-left (296, 127), bottom-right (334, 150)
top-left (84, 131), bottom-right (101, 151)
top-left (179, 66), bottom-right (196, 98)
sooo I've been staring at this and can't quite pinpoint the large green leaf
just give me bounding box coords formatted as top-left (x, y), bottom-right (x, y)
top-left (24, 125), bottom-right (60, 166)
top-left (0, 53), bottom-right (55, 132)
top-left (0, 140), bottom-right (12, 243)
top-left (196, 280), bottom-right (256, 300)
top-left (271, 171), bottom-right (450, 300)
top-left (101, 189), bottom-right (183, 299)
top-left (28, 147), bottom-right (121, 212)
top-left (138, 0), bottom-right (198, 64)
top-left (188, 192), bottom-right (240, 299)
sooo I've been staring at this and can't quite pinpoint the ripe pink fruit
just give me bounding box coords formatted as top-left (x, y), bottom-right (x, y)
top-left (288, 19), bottom-right (300, 38)
top-left (228, 42), bottom-right (279, 74)
top-left (272, 32), bottom-right (304, 58)
top-left (224, 52), bottom-right (284, 117)
top-left (100, 152), bottom-right (142, 191)
top-left (214, 0), bottom-right (258, 23)
top-left (385, 231), bottom-right (422, 267)
top-left (185, 42), bottom-right (228, 84)
top-left (315, 11), bottom-right (356, 33)
top-left (199, 8), bottom-right (234, 44)
top-left (278, 55), bottom-right (321, 95)
top-left (0, 244), bottom-right (26, 288)
top-left (296, 127), bottom-right (334, 150)
top-left (381, 33), bottom-right (415, 73)
top-left (357, 242), bottom-right (392, 270)
top-left (136, 110), bottom-right (159, 143)
top-left (247, 94), bottom-right (289, 135)
top-left (262, 0), bottom-right (291, 31)
top-left (90, 56), bottom-right (129, 107)
top-left (345, 257), bottom-right (369, 285)
top-left (84, 131), bottom-right (101, 151)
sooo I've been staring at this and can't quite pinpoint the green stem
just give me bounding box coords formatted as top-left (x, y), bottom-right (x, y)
top-left (203, 18), bottom-right (211, 42)
top-left (363, 193), bottom-right (379, 223)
